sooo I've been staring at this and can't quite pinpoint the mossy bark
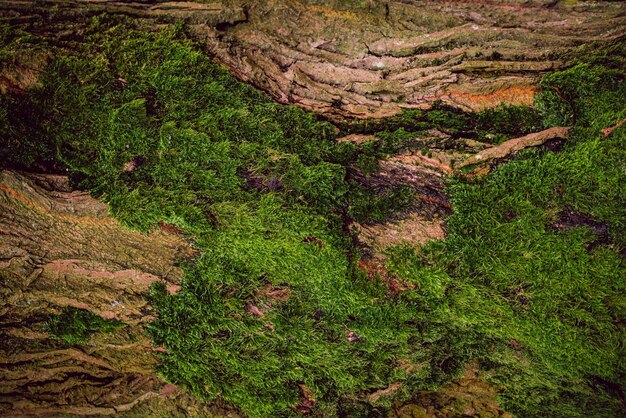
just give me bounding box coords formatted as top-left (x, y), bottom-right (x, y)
top-left (0, 1), bottom-right (624, 416)
top-left (1, 0), bottom-right (624, 121)
top-left (0, 170), bottom-right (235, 416)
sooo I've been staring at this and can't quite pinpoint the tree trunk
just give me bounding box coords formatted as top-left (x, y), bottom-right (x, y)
top-left (0, 1), bottom-right (624, 415)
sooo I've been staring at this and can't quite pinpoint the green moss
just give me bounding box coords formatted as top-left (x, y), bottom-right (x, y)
top-left (337, 109), bottom-right (428, 135)
top-left (348, 184), bottom-right (414, 224)
top-left (411, 126), bottom-right (625, 416)
top-left (346, 101), bottom-right (545, 152)
top-left (426, 106), bottom-right (471, 135)
top-left (47, 307), bottom-right (124, 346)
top-left (535, 63), bottom-right (626, 128)
top-left (374, 127), bottom-right (424, 154)
top-left (475, 105), bottom-right (543, 144)
top-left (1, 14), bottom-right (624, 418)
top-left (384, 54), bottom-right (626, 417)
top-left (0, 17), bottom-right (449, 417)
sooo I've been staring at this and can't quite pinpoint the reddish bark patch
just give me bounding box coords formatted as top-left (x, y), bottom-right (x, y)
top-left (302, 235), bottom-right (324, 248)
top-left (346, 329), bottom-right (363, 343)
top-left (336, 133), bottom-right (376, 144)
top-left (293, 384), bottom-right (316, 414)
top-left (160, 383), bottom-right (179, 397)
top-left (245, 303), bottom-right (265, 317)
top-left (257, 283), bottom-right (293, 302)
top-left (166, 284), bottom-right (183, 295)
top-left (158, 221), bottom-right (186, 236)
top-left (122, 156), bottom-right (145, 172)
top-left (358, 259), bottom-right (415, 299)
top-left (551, 208), bottom-right (611, 250)
top-left (0, 75), bottom-right (28, 94)
top-left (602, 117), bottom-right (626, 138)
top-left (445, 86), bottom-right (540, 112)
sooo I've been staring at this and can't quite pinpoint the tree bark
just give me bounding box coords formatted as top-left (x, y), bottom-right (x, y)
top-left (0, 170), bottom-right (236, 416)
top-left (1, 1), bottom-right (624, 121)
top-left (0, 1), bottom-right (624, 415)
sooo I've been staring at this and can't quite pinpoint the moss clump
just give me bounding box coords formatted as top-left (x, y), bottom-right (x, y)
top-left (343, 102), bottom-right (546, 162)
top-left (47, 307), bottom-right (124, 346)
top-left (347, 184), bottom-right (414, 224)
top-left (535, 63), bottom-right (626, 129)
top-left (475, 105), bottom-right (543, 144)
top-left (337, 109), bottom-right (428, 135)
top-left (426, 105), bottom-right (471, 135)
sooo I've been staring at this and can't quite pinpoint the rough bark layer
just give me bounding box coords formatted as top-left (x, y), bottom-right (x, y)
top-left (199, 0), bottom-right (625, 120)
top-left (1, 1), bottom-right (625, 121)
top-left (457, 126), bottom-right (571, 169)
top-left (0, 170), bottom-right (234, 416)
top-left (391, 364), bottom-right (511, 418)
top-left (351, 156), bottom-right (451, 258)
top-left (346, 123), bottom-right (573, 256)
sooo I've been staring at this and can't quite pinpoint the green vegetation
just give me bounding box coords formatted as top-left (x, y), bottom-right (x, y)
top-left (335, 102), bottom-right (545, 172)
top-left (475, 104), bottom-right (543, 144)
top-left (426, 105), bottom-right (471, 135)
top-left (1, 15), bottom-right (624, 418)
top-left (347, 185), bottom-right (414, 224)
top-left (384, 60), bottom-right (626, 416)
top-left (536, 63), bottom-right (626, 129)
top-left (0, 17), bottom-right (437, 416)
top-left (337, 109), bottom-right (429, 135)
top-left (47, 307), bottom-right (124, 346)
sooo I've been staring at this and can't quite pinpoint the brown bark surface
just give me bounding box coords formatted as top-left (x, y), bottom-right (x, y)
top-left (457, 126), bottom-right (571, 169)
top-left (0, 170), bottom-right (235, 416)
top-left (198, 0), bottom-right (624, 121)
top-left (1, 1), bottom-right (624, 121)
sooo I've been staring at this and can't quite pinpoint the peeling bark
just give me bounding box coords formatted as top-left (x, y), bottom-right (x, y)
top-left (458, 126), bottom-right (570, 173)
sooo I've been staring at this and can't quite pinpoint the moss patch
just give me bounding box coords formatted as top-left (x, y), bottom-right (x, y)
top-left (47, 307), bottom-right (124, 346)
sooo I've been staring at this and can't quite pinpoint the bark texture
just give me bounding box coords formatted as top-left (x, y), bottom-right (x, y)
top-left (1, 1), bottom-right (625, 121)
top-left (457, 126), bottom-right (571, 169)
top-left (0, 1), bottom-right (622, 415)
top-left (198, 0), bottom-right (625, 120)
top-left (0, 170), bottom-right (235, 416)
